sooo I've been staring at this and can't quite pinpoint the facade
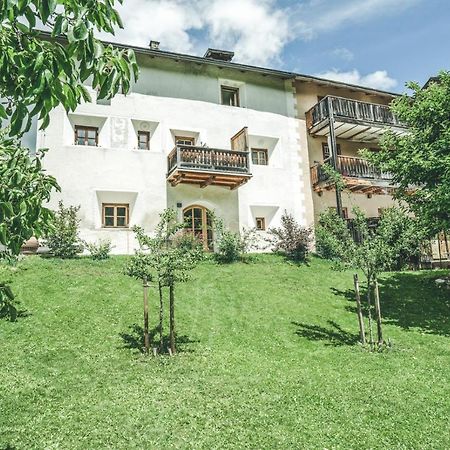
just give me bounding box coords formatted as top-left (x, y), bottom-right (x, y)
top-left (39, 46), bottom-right (313, 253)
top-left (294, 77), bottom-right (407, 222)
top-left (38, 40), bottom-right (423, 255)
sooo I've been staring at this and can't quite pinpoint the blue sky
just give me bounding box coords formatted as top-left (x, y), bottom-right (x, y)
top-left (106, 0), bottom-right (449, 92)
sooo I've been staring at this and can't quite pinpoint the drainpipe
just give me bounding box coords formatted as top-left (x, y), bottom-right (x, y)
top-left (327, 96), bottom-right (343, 218)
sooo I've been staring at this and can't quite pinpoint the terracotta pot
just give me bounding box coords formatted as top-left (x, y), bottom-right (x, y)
top-left (21, 236), bottom-right (39, 255)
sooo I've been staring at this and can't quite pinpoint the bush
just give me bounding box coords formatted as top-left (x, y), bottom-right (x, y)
top-left (85, 239), bottom-right (112, 260)
top-left (315, 209), bottom-right (353, 260)
top-left (268, 211), bottom-right (312, 262)
top-left (46, 201), bottom-right (83, 258)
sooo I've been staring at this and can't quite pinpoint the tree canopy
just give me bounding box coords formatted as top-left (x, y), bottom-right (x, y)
top-left (0, 0), bottom-right (138, 136)
top-left (365, 71), bottom-right (450, 234)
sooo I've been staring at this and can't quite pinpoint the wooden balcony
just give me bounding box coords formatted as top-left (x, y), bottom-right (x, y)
top-left (310, 155), bottom-right (394, 194)
top-left (167, 145), bottom-right (252, 189)
top-left (305, 96), bottom-right (407, 143)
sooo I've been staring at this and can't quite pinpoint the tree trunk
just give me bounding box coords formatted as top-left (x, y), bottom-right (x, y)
top-left (143, 277), bottom-right (150, 354)
top-left (158, 280), bottom-right (164, 353)
top-left (373, 276), bottom-right (384, 345)
top-left (169, 282), bottom-right (176, 355)
top-left (366, 277), bottom-right (374, 351)
top-left (353, 274), bottom-right (366, 345)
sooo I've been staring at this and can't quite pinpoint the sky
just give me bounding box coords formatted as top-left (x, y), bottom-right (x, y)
top-left (101, 0), bottom-right (450, 93)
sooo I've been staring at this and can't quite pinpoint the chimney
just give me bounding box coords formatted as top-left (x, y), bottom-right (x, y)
top-left (149, 40), bottom-right (160, 50)
top-left (204, 48), bottom-right (234, 62)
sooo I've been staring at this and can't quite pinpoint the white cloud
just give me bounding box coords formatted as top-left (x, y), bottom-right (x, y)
top-left (315, 69), bottom-right (398, 91)
top-left (292, 0), bottom-right (421, 38)
top-left (331, 47), bottom-right (354, 62)
top-left (101, 0), bottom-right (291, 66)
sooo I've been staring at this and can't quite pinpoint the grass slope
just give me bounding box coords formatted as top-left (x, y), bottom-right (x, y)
top-left (0, 255), bottom-right (449, 449)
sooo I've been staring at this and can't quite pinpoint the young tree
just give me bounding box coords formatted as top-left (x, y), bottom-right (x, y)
top-left (364, 71), bottom-right (450, 234)
top-left (316, 207), bottom-right (424, 349)
top-left (126, 209), bottom-right (204, 355)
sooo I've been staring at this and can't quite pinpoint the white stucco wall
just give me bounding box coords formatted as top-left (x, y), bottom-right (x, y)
top-left (40, 66), bottom-right (309, 253)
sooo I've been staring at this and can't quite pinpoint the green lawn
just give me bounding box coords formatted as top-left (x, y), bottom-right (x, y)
top-left (1, 255), bottom-right (449, 449)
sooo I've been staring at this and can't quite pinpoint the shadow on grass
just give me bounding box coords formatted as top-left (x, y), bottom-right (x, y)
top-left (292, 320), bottom-right (359, 346)
top-left (119, 323), bottom-right (199, 354)
top-left (331, 271), bottom-right (450, 337)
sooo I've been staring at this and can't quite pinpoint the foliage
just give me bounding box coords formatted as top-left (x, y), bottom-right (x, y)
top-left (45, 201), bottom-right (83, 258)
top-left (209, 212), bottom-right (256, 263)
top-left (317, 207), bottom-right (425, 278)
top-left (126, 208), bottom-right (204, 354)
top-left (1, 255), bottom-right (449, 448)
top-left (268, 211), bottom-right (312, 262)
top-left (0, 138), bottom-right (60, 258)
top-left (0, 278), bottom-right (16, 321)
top-left (0, 0), bottom-right (138, 137)
top-left (322, 163), bottom-right (346, 192)
top-left (363, 71), bottom-right (450, 233)
top-left (84, 238), bottom-right (112, 260)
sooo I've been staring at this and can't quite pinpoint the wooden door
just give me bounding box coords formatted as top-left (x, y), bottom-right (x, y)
top-left (183, 205), bottom-right (213, 250)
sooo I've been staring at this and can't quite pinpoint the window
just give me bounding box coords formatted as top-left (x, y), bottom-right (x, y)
top-left (175, 136), bottom-right (195, 146)
top-left (329, 207), bottom-right (348, 219)
top-left (138, 131), bottom-right (150, 150)
top-left (322, 142), bottom-right (341, 160)
top-left (221, 86), bottom-right (239, 107)
top-left (75, 126), bottom-right (98, 146)
top-left (251, 148), bottom-right (268, 166)
top-left (102, 204), bottom-right (129, 228)
top-left (255, 217), bottom-right (266, 231)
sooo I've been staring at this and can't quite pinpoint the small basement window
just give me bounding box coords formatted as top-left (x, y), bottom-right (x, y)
top-left (138, 131), bottom-right (150, 150)
top-left (221, 86), bottom-right (239, 107)
top-left (102, 204), bottom-right (129, 228)
top-left (251, 148), bottom-right (268, 166)
top-left (255, 217), bottom-right (266, 231)
top-left (75, 126), bottom-right (98, 146)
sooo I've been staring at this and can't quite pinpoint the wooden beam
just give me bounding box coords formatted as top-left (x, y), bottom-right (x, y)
top-left (200, 176), bottom-right (215, 188)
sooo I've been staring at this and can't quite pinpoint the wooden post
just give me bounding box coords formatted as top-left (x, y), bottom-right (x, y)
top-left (327, 96), bottom-right (343, 218)
top-left (373, 276), bottom-right (384, 345)
top-left (143, 276), bottom-right (150, 354)
top-left (158, 280), bottom-right (164, 353)
top-left (169, 283), bottom-right (176, 355)
top-left (366, 278), bottom-right (374, 351)
top-left (353, 274), bottom-right (366, 345)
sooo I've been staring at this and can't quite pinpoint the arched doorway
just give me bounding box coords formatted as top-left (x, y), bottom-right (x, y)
top-left (183, 205), bottom-right (213, 250)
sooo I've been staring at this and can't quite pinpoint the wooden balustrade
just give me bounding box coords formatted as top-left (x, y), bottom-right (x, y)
top-left (167, 145), bottom-right (250, 175)
top-left (310, 155), bottom-right (393, 187)
top-left (305, 95), bottom-right (404, 130)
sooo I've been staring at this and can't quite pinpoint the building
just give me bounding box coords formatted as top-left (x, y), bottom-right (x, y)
top-left (39, 44), bottom-right (313, 253)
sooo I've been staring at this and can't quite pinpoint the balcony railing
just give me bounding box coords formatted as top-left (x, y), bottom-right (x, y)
top-left (310, 155), bottom-right (393, 187)
top-left (306, 96), bottom-right (405, 131)
top-left (167, 145), bottom-right (251, 175)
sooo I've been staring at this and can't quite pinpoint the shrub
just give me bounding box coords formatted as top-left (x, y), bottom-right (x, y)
top-left (85, 239), bottom-right (112, 260)
top-left (210, 212), bottom-right (256, 263)
top-left (46, 201), bottom-right (83, 258)
top-left (268, 211), bottom-right (312, 262)
top-left (315, 209), bottom-right (353, 260)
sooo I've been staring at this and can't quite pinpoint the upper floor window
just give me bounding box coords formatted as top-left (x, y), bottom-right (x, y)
top-left (175, 136), bottom-right (195, 146)
top-left (102, 204), bottom-right (129, 228)
top-left (251, 148), bottom-right (268, 166)
top-left (322, 142), bottom-right (341, 160)
top-left (138, 131), bottom-right (150, 150)
top-left (221, 86), bottom-right (239, 107)
top-left (75, 126), bottom-right (98, 146)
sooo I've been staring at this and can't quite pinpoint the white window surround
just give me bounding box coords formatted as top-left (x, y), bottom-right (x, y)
top-left (218, 78), bottom-right (246, 108)
top-left (95, 190), bottom-right (138, 230)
